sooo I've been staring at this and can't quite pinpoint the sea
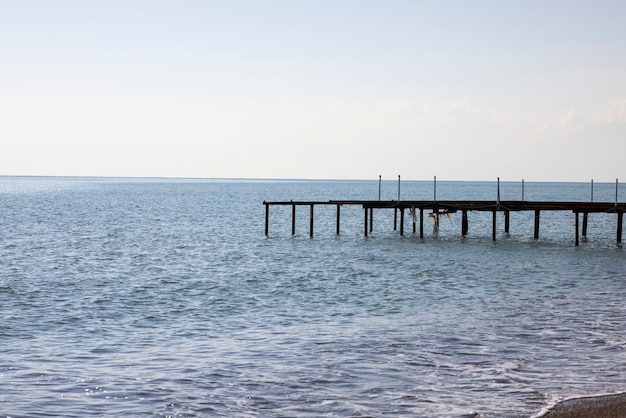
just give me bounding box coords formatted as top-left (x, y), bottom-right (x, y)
top-left (1, 176), bottom-right (625, 417)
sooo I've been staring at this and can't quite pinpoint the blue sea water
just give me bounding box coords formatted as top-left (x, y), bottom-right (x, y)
top-left (1, 176), bottom-right (625, 417)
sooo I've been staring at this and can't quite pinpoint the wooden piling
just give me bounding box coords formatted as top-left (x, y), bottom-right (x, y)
top-left (264, 203), bottom-right (269, 236)
top-left (263, 199), bottom-right (625, 245)
top-left (504, 210), bottom-right (510, 234)
top-left (575, 211), bottom-right (579, 247)
top-left (394, 207), bottom-right (398, 231)
top-left (618, 212), bottom-right (623, 244)
top-left (462, 209), bottom-right (468, 236)
top-left (534, 210), bottom-right (541, 239)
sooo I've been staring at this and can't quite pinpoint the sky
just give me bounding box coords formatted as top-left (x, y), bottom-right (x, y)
top-left (1, 0), bottom-right (625, 181)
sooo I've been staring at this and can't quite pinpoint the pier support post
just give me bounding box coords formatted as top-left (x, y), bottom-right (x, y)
top-left (400, 208), bottom-right (405, 236)
top-left (582, 212), bottom-right (588, 237)
top-left (504, 210), bottom-right (510, 234)
top-left (534, 210), bottom-right (541, 240)
top-left (575, 211), bottom-right (579, 247)
top-left (420, 208), bottom-right (424, 239)
top-left (336, 204), bottom-right (341, 235)
top-left (370, 207), bottom-right (373, 232)
top-left (264, 203), bottom-right (269, 236)
top-left (462, 210), bottom-right (468, 236)
top-left (394, 207), bottom-right (398, 230)
top-left (364, 207), bottom-right (368, 237)
top-left (492, 210), bottom-right (497, 241)
top-left (618, 212), bottom-right (623, 244)
top-left (292, 204), bottom-right (296, 235)
top-left (309, 204), bottom-right (314, 237)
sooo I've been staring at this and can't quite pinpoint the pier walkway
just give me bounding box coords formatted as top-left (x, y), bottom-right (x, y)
top-left (263, 199), bottom-right (625, 246)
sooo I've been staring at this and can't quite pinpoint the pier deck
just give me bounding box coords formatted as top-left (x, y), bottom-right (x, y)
top-left (263, 200), bottom-right (625, 245)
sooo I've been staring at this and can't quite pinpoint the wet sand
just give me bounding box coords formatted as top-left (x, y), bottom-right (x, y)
top-left (540, 393), bottom-right (626, 417)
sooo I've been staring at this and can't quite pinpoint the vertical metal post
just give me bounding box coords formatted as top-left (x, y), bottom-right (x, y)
top-left (615, 178), bottom-right (621, 244)
top-left (397, 175), bottom-right (401, 201)
top-left (591, 179), bottom-right (594, 202)
top-left (292, 204), bottom-right (296, 235)
top-left (336, 204), bottom-right (341, 235)
top-left (369, 207), bottom-right (373, 232)
top-left (582, 212), bottom-right (588, 237)
top-left (434, 175), bottom-right (437, 202)
top-left (309, 204), bottom-right (314, 237)
top-left (364, 207), bottom-right (369, 237)
top-left (378, 175), bottom-right (381, 201)
top-left (522, 179), bottom-right (525, 202)
top-left (400, 208), bottom-right (405, 236)
top-left (419, 208), bottom-right (424, 238)
top-left (497, 177), bottom-right (500, 209)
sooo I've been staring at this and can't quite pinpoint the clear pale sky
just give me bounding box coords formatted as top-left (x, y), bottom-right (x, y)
top-left (2, 1), bottom-right (625, 181)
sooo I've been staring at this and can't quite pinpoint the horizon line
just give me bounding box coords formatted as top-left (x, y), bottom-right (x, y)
top-left (0, 174), bottom-right (620, 184)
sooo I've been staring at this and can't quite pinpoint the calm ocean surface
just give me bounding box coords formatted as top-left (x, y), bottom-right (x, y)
top-left (1, 177), bottom-right (625, 417)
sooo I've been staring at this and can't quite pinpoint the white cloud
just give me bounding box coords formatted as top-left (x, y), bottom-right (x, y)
top-left (1, 91), bottom-right (624, 180)
top-left (587, 99), bottom-right (626, 124)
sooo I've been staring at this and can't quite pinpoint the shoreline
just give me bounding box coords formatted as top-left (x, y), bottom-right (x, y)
top-left (535, 392), bottom-right (626, 417)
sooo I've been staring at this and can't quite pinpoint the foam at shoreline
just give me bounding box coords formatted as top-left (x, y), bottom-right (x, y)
top-left (533, 392), bottom-right (626, 417)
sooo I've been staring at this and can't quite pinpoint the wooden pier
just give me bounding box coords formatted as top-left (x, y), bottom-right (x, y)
top-left (263, 200), bottom-right (625, 245)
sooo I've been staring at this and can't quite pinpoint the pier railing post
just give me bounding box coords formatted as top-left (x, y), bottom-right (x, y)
top-left (497, 177), bottom-right (500, 210)
top-left (398, 175), bottom-right (401, 201)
